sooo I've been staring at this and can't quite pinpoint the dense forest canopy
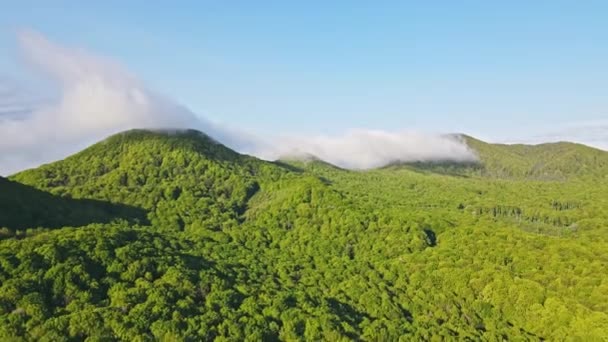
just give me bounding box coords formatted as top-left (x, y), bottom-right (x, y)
top-left (1, 129), bottom-right (607, 341)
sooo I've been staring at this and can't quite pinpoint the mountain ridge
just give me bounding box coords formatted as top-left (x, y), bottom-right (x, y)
top-left (8, 128), bottom-right (607, 179)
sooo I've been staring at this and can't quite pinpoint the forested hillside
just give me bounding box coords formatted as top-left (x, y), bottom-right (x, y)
top-left (462, 135), bottom-right (608, 179)
top-left (1, 129), bottom-right (607, 340)
top-left (392, 134), bottom-right (608, 180)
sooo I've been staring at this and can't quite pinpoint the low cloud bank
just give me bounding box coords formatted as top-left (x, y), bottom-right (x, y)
top-left (251, 130), bottom-right (477, 169)
top-left (0, 30), bottom-right (477, 175)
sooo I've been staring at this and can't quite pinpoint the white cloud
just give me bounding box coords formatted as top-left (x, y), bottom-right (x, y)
top-left (0, 30), bottom-right (228, 174)
top-left (0, 30), bottom-right (477, 175)
top-left (250, 130), bottom-right (477, 169)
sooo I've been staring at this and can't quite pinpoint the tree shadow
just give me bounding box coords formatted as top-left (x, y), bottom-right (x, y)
top-left (273, 161), bottom-right (305, 173)
top-left (423, 229), bottom-right (437, 247)
top-left (326, 297), bottom-right (370, 327)
top-left (384, 160), bottom-right (483, 178)
top-left (272, 161), bottom-right (334, 185)
top-left (0, 177), bottom-right (148, 233)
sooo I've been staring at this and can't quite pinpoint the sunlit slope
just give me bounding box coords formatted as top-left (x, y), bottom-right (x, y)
top-left (386, 135), bottom-right (608, 180)
top-left (464, 135), bottom-right (608, 179)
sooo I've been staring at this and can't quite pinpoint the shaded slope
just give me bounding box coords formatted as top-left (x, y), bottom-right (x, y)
top-left (276, 154), bottom-right (344, 172)
top-left (0, 176), bottom-right (146, 234)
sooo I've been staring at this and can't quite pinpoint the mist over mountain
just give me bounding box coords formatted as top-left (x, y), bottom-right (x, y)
top-left (1, 128), bottom-right (607, 339)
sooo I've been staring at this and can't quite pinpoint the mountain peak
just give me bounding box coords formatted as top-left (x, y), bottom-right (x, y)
top-left (103, 128), bottom-right (219, 146)
top-left (74, 128), bottom-right (243, 163)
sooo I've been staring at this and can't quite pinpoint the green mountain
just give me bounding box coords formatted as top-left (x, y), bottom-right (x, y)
top-left (10, 129), bottom-right (287, 231)
top-left (462, 135), bottom-right (608, 179)
top-left (1, 129), bottom-right (607, 340)
top-left (390, 134), bottom-right (608, 180)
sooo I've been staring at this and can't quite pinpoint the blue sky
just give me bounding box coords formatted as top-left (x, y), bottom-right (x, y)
top-left (1, 1), bottom-right (607, 143)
